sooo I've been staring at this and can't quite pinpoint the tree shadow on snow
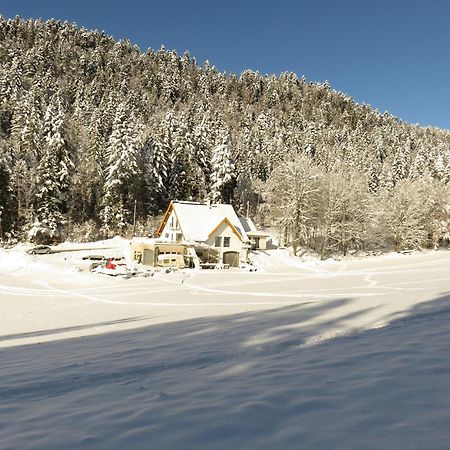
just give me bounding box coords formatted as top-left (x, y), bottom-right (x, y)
top-left (0, 315), bottom-right (156, 343)
top-left (3, 293), bottom-right (450, 449)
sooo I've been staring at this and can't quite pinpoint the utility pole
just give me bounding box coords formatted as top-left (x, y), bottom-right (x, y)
top-left (132, 199), bottom-right (137, 237)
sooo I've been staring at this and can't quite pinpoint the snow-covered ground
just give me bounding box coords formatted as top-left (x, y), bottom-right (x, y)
top-left (2, 242), bottom-right (450, 449)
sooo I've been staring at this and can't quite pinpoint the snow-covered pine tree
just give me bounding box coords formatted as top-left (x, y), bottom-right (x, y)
top-left (433, 153), bottom-right (445, 182)
top-left (152, 112), bottom-right (176, 204)
top-left (441, 151), bottom-right (450, 185)
top-left (31, 150), bottom-right (63, 241)
top-left (100, 101), bottom-right (140, 233)
top-left (410, 142), bottom-right (429, 179)
top-left (168, 113), bottom-right (195, 201)
top-left (303, 122), bottom-right (319, 159)
top-left (134, 133), bottom-right (159, 213)
top-left (0, 142), bottom-right (13, 237)
top-left (378, 161), bottom-right (395, 193)
top-left (209, 127), bottom-right (236, 204)
top-left (192, 112), bottom-right (213, 183)
top-left (392, 138), bottom-right (411, 183)
top-left (10, 87), bottom-right (43, 162)
top-left (29, 93), bottom-right (73, 242)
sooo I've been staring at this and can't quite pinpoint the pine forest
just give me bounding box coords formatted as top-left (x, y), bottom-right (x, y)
top-left (1, 17), bottom-right (450, 257)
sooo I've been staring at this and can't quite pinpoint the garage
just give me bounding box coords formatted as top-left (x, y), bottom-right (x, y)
top-left (223, 251), bottom-right (239, 267)
top-left (143, 249), bottom-right (154, 265)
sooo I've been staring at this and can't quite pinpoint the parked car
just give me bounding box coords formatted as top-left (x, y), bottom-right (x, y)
top-left (27, 245), bottom-right (52, 255)
top-left (157, 253), bottom-right (186, 269)
top-left (82, 254), bottom-right (105, 261)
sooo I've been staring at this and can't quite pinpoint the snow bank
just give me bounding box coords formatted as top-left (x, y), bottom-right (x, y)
top-left (0, 249), bottom-right (54, 275)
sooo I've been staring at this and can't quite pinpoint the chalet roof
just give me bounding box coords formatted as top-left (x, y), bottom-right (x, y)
top-left (160, 201), bottom-right (249, 242)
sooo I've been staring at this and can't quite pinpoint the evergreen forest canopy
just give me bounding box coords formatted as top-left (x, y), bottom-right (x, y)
top-left (1, 17), bottom-right (450, 256)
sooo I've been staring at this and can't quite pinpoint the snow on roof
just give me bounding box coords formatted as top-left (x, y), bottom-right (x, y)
top-left (132, 237), bottom-right (190, 246)
top-left (172, 201), bottom-right (248, 242)
top-left (246, 230), bottom-right (271, 237)
top-left (239, 216), bottom-right (257, 233)
top-left (131, 237), bottom-right (158, 245)
top-left (239, 217), bottom-right (270, 237)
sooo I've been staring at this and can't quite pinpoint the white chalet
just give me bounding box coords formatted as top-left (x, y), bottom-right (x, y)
top-left (156, 201), bottom-right (250, 267)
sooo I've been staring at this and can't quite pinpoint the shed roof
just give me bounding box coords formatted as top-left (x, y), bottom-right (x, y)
top-left (247, 230), bottom-right (271, 238)
top-left (239, 216), bottom-right (257, 233)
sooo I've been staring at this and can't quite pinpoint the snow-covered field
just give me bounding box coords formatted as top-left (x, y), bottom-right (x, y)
top-left (2, 242), bottom-right (450, 449)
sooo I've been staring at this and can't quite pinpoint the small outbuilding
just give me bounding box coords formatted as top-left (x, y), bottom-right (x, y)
top-left (239, 217), bottom-right (271, 250)
top-left (131, 238), bottom-right (190, 268)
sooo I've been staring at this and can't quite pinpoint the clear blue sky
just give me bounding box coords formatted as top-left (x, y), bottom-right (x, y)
top-left (1, 0), bottom-right (449, 129)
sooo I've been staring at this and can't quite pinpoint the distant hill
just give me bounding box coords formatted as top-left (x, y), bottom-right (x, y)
top-left (0, 17), bottom-right (449, 253)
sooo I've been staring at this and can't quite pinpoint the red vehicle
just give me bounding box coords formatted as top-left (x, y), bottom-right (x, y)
top-left (105, 258), bottom-right (116, 269)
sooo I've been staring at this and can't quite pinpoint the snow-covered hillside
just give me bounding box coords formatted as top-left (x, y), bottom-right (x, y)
top-left (2, 246), bottom-right (450, 449)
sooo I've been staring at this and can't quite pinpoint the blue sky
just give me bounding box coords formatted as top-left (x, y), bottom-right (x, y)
top-left (1, 0), bottom-right (449, 129)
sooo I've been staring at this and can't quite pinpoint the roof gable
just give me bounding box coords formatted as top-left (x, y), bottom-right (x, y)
top-left (208, 218), bottom-right (245, 242)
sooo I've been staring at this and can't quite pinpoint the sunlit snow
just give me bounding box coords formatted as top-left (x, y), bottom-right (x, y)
top-left (2, 243), bottom-right (450, 449)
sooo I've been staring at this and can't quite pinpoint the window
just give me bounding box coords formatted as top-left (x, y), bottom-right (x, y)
top-left (215, 236), bottom-right (222, 247)
top-left (176, 233), bottom-right (182, 242)
top-left (170, 216), bottom-right (179, 229)
top-left (165, 233), bottom-right (169, 238)
top-left (224, 237), bottom-right (230, 247)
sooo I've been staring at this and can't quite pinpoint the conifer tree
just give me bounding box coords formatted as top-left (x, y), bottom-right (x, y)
top-left (10, 88), bottom-right (42, 162)
top-left (100, 102), bottom-right (139, 232)
top-left (152, 112), bottom-right (176, 203)
top-left (30, 93), bottom-right (72, 241)
top-left (0, 142), bottom-right (13, 238)
top-left (168, 115), bottom-right (195, 200)
top-left (209, 128), bottom-right (236, 204)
